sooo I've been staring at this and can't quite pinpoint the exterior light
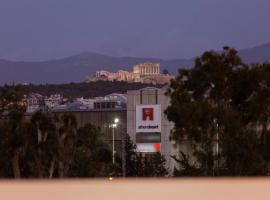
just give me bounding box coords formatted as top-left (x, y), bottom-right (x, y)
top-left (112, 123), bottom-right (117, 128)
top-left (114, 118), bottom-right (119, 123)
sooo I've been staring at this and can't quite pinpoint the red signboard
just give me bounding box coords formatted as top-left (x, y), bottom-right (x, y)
top-left (142, 108), bottom-right (154, 121)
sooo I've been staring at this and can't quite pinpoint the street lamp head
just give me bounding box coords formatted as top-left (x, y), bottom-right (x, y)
top-left (114, 118), bottom-right (119, 124)
top-left (112, 123), bottom-right (117, 128)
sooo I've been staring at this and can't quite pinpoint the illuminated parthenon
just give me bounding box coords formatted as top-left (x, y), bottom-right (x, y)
top-left (87, 62), bottom-right (173, 84)
top-left (133, 63), bottom-right (160, 75)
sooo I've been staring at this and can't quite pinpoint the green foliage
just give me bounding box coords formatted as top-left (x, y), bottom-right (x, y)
top-left (165, 47), bottom-right (270, 176)
top-left (0, 85), bottom-right (26, 115)
top-left (69, 124), bottom-right (112, 177)
top-left (0, 90), bottom-right (113, 178)
top-left (117, 135), bottom-right (168, 177)
top-left (172, 152), bottom-right (202, 176)
top-left (7, 81), bottom-right (163, 98)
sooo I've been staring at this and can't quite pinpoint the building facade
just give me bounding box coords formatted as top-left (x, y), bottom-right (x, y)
top-left (133, 63), bottom-right (160, 75)
top-left (126, 87), bottom-right (177, 173)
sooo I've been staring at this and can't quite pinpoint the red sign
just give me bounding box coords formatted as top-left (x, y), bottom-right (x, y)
top-left (142, 108), bottom-right (154, 121)
top-left (153, 143), bottom-right (160, 151)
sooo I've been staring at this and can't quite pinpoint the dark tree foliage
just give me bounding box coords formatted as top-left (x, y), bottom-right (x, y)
top-left (0, 91), bottom-right (113, 179)
top-left (172, 151), bottom-right (202, 176)
top-left (116, 135), bottom-right (168, 177)
top-left (5, 81), bottom-right (164, 98)
top-left (162, 69), bottom-right (170, 75)
top-left (165, 47), bottom-right (270, 176)
top-left (0, 85), bottom-right (28, 178)
top-left (69, 124), bottom-right (112, 177)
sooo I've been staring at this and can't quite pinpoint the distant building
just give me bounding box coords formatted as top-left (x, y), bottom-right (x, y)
top-left (52, 93), bottom-right (127, 112)
top-left (133, 63), bottom-right (160, 75)
top-left (87, 63), bottom-right (173, 84)
top-left (24, 93), bottom-right (66, 114)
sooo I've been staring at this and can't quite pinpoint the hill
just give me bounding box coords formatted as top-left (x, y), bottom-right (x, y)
top-left (0, 52), bottom-right (191, 85)
top-left (1, 42), bottom-right (270, 85)
top-left (238, 42), bottom-right (270, 63)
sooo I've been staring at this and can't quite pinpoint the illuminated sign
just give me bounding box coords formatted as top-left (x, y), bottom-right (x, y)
top-left (137, 143), bottom-right (161, 153)
top-left (136, 105), bottom-right (161, 132)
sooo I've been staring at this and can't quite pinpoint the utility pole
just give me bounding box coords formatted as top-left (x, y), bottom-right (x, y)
top-left (121, 127), bottom-right (126, 177)
top-left (110, 118), bottom-right (119, 166)
top-left (112, 125), bottom-right (115, 165)
top-left (216, 122), bottom-right (219, 176)
top-left (213, 118), bottom-right (219, 176)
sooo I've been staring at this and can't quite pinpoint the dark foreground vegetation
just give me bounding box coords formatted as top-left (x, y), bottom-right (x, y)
top-left (166, 47), bottom-right (270, 176)
top-left (0, 86), bottom-right (167, 178)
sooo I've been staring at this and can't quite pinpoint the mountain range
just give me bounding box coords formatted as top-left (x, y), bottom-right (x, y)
top-left (1, 42), bottom-right (270, 85)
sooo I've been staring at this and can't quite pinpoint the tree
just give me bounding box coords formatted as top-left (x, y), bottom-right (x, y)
top-left (117, 135), bottom-right (168, 177)
top-left (0, 85), bottom-right (116, 178)
top-left (172, 151), bottom-right (202, 176)
top-left (0, 85), bottom-right (28, 178)
top-left (162, 69), bottom-right (169, 75)
top-left (54, 113), bottom-right (77, 178)
top-left (30, 111), bottom-right (58, 178)
top-left (165, 47), bottom-right (270, 176)
top-left (69, 123), bottom-right (112, 177)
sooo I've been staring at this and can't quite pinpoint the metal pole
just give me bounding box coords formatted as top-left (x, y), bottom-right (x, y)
top-left (112, 127), bottom-right (115, 165)
top-left (121, 128), bottom-right (126, 177)
top-left (216, 123), bottom-right (219, 176)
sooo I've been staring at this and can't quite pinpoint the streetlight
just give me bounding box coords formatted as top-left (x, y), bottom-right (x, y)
top-left (110, 118), bottom-right (119, 165)
top-left (114, 118), bottom-right (119, 123)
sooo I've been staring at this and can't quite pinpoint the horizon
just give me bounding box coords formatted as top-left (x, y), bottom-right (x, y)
top-left (1, 0), bottom-right (270, 61)
top-left (0, 41), bottom-right (269, 62)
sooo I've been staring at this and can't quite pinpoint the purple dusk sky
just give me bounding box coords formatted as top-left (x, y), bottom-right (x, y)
top-left (0, 0), bottom-right (269, 61)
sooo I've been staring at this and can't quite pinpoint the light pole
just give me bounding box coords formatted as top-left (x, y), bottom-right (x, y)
top-left (216, 121), bottom-right (219, 176)
top-left (213, 118), bottom-right (219, 176)
top-left (111, 118), bottom-right (119, 165)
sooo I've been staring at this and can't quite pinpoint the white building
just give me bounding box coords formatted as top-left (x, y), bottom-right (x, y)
top-left (126, 86), bottom-right (177, 173)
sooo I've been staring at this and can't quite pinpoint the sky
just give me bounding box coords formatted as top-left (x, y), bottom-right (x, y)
top-left (0, 0), bottom-right (270, 61)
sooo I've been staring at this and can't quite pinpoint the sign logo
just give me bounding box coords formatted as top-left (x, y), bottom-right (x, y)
top-left (136, 105), bottom-right (161, 133)
top-left (142, 108), bottom-right (154, 121)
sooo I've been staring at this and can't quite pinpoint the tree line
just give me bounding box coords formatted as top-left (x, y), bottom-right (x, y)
top-left (0, 81), bottom-right (164, 99)
top-left (165, 47), bottom-right (270, 176)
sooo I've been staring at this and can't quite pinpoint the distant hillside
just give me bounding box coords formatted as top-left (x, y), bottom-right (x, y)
top-left (238, 42), bottom-right (270, 63)
top-left (1, 42), bottom-right (270, 85)
top-left (0, 52), bottom-right (191, 85)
